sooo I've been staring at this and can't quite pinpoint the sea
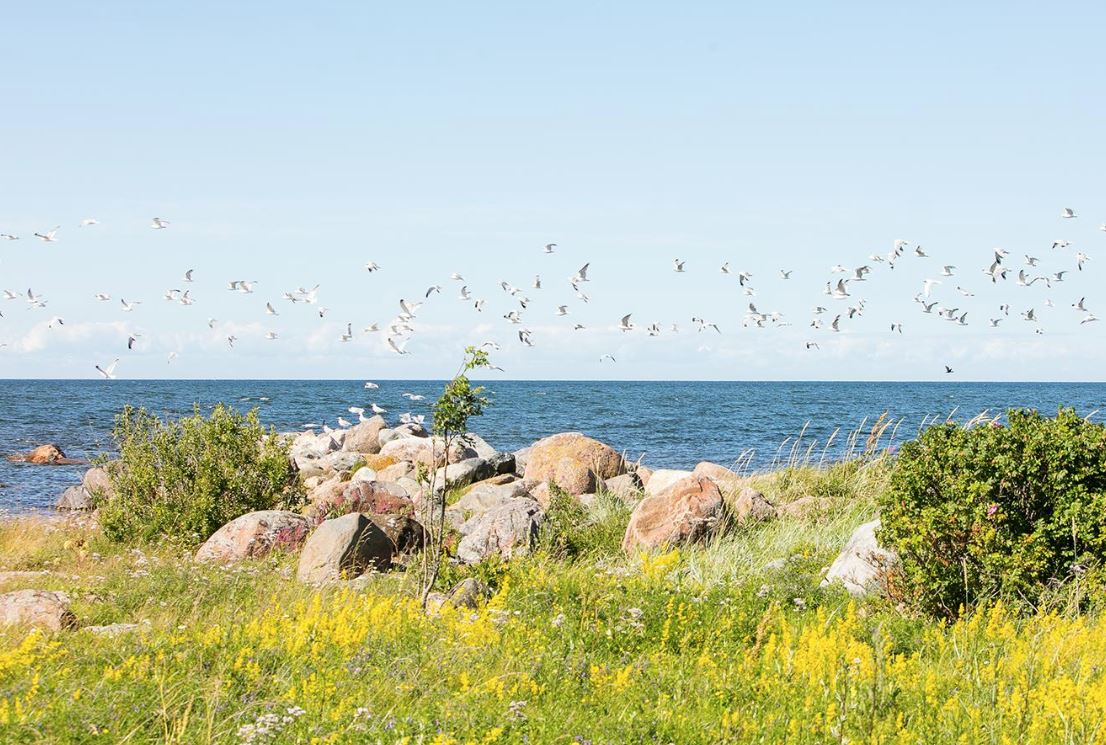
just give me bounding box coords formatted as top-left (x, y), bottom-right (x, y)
top-left (2, 379), bottom-right (1104, 513)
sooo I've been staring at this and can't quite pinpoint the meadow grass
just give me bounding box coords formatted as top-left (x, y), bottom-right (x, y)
top-left (3, 455), bottom-right (1106, 743)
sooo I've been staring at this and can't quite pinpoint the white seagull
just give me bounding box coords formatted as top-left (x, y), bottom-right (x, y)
top-left (95, 359), bottom-right (119, 379)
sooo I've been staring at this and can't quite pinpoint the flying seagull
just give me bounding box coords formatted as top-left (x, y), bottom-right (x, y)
top-left (95, 359), bottom-right (120, 379)
top-left (34, 226), bottom-right (60, 242)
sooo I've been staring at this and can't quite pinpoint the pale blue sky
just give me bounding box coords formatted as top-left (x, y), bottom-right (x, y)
top-left (1, 2), bottom-right (1104, 380)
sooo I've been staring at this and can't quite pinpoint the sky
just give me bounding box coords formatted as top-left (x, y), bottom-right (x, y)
top-left (1, 1), bottom-right (1104, 381)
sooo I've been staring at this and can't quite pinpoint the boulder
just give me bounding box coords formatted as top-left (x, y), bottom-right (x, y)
top-left (306, 477), bottom-right (346, 510)
top-left (0, 589), bottom-right (77, 631)
top-left (603, 472), bottom-right (643, 503)
top-left (622, 476), bottom-right (723, 553)
top-left (380, 437), bottom-right (442, 468)
top-left (643, 469), bottom-right (694, 497)
top-left (487, 451), bottom-right (517, 476)
top-left (434, 458), bottom-right (495, 493)
top-left (733, 487), bottom-right (777, 523)
top-left (452, 433), bottom-right (498, 462)
top-left (296, 513), bottom-right (395, 583)
top-left (692, 461), bottom-right (745, 488)
top-left (341, 416), bottom-right (387, 454)
top-left (7, 444), bottom-right (86, 466)
top-left (368, 513), bottom-right (426, 556)
top-left (290, 430), bottom-right (340, 472)
top-left (523, 433), bottom-right (625, 496)
top-left (317, 451), bottom-right (365, 477)
top-left (195, 510), bottom-right (312, 563)
top-left (378, 462), bottom-right (414, 482)
top-left (349, 467), bottom-right (378, 485)
top-left (82, 466), bottom-right (114, 500)
top-left (446, 478), bottom-right (531, 531)
top-left (306, 480), bottom-right (414, 525)
top-left (395, 423), bottom-right (429, 438)
top-left (456, 499), bottom-right (545, 564)
top-left (513, 446), bottom-right (532, 475)
top-left (395, 477), bottom-right (425, 505)
top-left (635, 465), bottom-right (655, 488)
top-left (56, 485), bottom-right (91, 512)
top-left (821, 519), bottom-right (898, 597)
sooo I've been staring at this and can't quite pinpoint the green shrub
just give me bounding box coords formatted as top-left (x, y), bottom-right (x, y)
top-left (98, 404), bottom-right (300, 545)
top-left (538, 483), bottom-right (631, 559)
top-left (878, 408), bottom-right (1106, 618)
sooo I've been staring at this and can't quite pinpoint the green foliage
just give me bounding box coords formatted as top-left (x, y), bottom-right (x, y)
top-left (538, 484), bottom-right (631, 560)
top-left (419, 346), bottom-right (495, 603)
top-left (878, 408), bottom-right (1106, 618)
top-left (431, 346), bottom-right (491, 443)
top-left (98, 404), bottom-right (300, 545)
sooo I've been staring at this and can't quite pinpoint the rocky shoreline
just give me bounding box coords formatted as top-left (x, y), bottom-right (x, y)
top-left (2, 415), bottom-right (893, 631)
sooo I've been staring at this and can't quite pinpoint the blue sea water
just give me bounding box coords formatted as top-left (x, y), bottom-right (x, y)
top-left (1, 379), bottom-right (1104, 513)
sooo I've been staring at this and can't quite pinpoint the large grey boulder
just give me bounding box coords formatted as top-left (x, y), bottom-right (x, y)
top-left (433, 458), bottom-right (495, 493)
top-left (821, 519), bottom-right (898, 596)
top-left (56, 485), bottom-right (91, 512)
top-left (453, 433), bottom-right (498, 461)
top-left (296, 513), bottom-right (395, 583)
top-left (446, 478), bottom-right (531, 532)
top-left (456, 499), bottom-right (544, 564)
top-left (0, 590), bottom-right (77, 631)
top-left (195, 510), bottom-right (312, 563)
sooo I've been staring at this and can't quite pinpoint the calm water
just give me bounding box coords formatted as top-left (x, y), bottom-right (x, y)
top-left (1, 380), bottom-right (1104, 513)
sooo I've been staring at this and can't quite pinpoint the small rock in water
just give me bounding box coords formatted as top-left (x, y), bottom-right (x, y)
top-left (6, 444), bottom-right (87, 466)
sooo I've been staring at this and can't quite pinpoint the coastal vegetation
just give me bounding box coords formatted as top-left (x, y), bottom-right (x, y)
top-left (2, 403), bottom-right (1106, 742)
top-left (96, 404), bottom-right (301, 545)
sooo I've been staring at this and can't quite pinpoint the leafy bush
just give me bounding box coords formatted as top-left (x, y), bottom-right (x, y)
top-left (538, 484), bottom-right (631, 559)
top-left (878, 408), bottom-right (1106, 617)
top-left (98, 404), bottom-right (300, 545)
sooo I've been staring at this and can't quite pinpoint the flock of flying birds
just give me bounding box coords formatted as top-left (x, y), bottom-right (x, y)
top-left (0, 207), bottom-right (1102, 379)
